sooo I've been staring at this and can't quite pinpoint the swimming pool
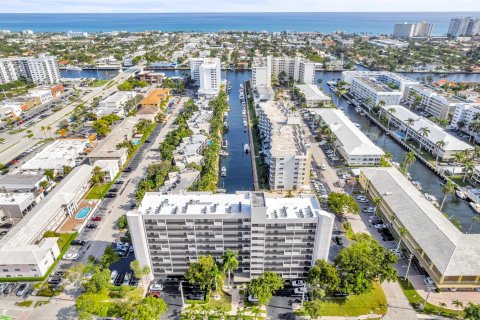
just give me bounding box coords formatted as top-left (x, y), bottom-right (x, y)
top-left (132, 138), bottom-right (141, 145)
top-left (75, 207), bottom-right (91, 219)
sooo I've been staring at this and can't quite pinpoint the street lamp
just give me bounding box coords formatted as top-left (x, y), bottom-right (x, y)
top-left (179, 280), bottom-right (185, 307)
top-left (405, 254), bottom-right (414, 280)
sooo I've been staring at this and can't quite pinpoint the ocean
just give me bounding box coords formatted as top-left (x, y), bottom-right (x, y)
top-left (1, 12), bottom-right (479, 34)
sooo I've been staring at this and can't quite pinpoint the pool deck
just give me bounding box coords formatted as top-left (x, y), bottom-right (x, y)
top-left (58, 199), bottom-right (99, 232)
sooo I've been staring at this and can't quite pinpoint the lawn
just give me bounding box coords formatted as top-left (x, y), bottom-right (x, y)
top-left (398, 278), bottom-right (464, 318)
top-left (17, 300), bottom-right (33, 307)
top-left (297, 282), bottom-right (387, 317)
top-left (85, 182), bottom-right (112, 199)
top-left (90, 79), bottom-right (109, 87)
top-left (206, 291), bottom-right (232, 312)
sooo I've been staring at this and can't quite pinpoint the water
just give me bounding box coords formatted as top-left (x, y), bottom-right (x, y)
top-left (218, 71), bottom-right (254, 192)
top-left (2, 13), bottom-right (479, 34)
top-left (61, 69), bottom-right (118, 80)
top-left (61, 68), bottom-right (480, 233)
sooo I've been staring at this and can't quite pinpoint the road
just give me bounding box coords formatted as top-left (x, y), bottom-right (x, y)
top-left (0, 67), bottom-right (140, 166)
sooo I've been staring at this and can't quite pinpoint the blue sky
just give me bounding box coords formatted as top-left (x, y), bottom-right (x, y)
top-left (2, 0), bottom-right (480, 13)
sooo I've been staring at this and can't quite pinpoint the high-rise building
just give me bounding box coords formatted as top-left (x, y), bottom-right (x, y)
top-left (127, 191), bottom-right (334, 281)
top-left (251, 56), bottom-right (315, 87)
top-left (0, 55), bottom-right (60, 85)
top-left (447, 17), bottom-right (480, 37)
top-left (393, 21), bottom-right (433, 38)
top-left (189, 58), bottom-right (204, 84)
top-left (67, 31), bottom-right (89, 38)
top-left (198, 58), bottom-right (221, 96)
top-left (257, 100), bottom-right (310, 190)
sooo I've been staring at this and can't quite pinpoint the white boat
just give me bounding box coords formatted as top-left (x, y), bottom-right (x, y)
top-left (244, 144), bottom-right (250, 154)
top-left (243, 120), bottom-right (248, 127)
top-left (222, 139), bottom-right (228, 149)
top-left (470, 202), bottom-right (480, 214)
top-left (355, 107), bottom-right (362, 113)
top-left (424, 193), bottom-right (437, 202)
top-left (411, 181), bottom-right (422, 191)
top-left (456, 189), bottom-right (467, 200)
top-left (220, 150), bottom-right (229, 157)
top-left (65, 65), bottom-right (82, 71)
top-left (359, 112), bottom-right (366, 116)
top-left (347, 101), bottom-right (352, 105)
top-left (354, 123), bottom-right (361, 128)
top-left (221, 166), bottom-right (227, 177)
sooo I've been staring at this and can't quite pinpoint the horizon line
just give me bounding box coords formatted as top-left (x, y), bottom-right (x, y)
top-left (1, 11), bottom-right (480, 14)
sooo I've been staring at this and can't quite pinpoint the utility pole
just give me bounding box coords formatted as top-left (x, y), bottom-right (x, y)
top-left (179, 280), bottom-right (185, 307)
top-left (405, 254), bottom-right (414, 280)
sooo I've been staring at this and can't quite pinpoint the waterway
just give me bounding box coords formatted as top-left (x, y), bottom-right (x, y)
top-left (61, 69), bottom-right (480, 233)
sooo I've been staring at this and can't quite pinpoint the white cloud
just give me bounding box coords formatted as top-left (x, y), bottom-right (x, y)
top-left (2, 0), bottom-right (480, 12)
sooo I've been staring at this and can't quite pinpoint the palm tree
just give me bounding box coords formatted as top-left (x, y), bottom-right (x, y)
top-left (440, 180), bottom-right (456, 211)
top-left (44, 169), bottom-right (55, 181)
top-left (40, 126), bottom-right (46, 138)
top-left (434, 140), bottom-right (446, 166)
top-left (468, 216), bottom-right (480, 233)
top-left (46, 125), bottom-right (52, 138)
top-left (411, 94), bottom-right (422, 110)
top-left (401, 151), bottom-right (416, 174)
top-left (453, 151), bottom-right (466, 175)
top-left (39, 180), bottom-right (49, 191)
top-left (386, 107), bottom-right (396, 129)
top-left (463, 159), bottom-right (475, 182)
top-left (404, 117), bottom-right (415, 142)
top-left (236, 307), bottom-right (247, 320)
top-left (384, 151), bottom-right (393, 161)
top-left (222, 249), bottom-right (239, 288)
top-left (452, 300), bottom-right (464, 311)
top-left (471, 145), bottom-right (480, 160)
top-left (249, 306), bottom-right (262, 320)
top-left (198, 304), bottom-right (210, 320)
top-left (185, 304), bottom-right (199, 320)
top-left (396, 226), bottom-right (408, 251)
top-left (439, 302), bottom-right (447, 309)
top-left (468, 120), bottom-right (480, 143)
top-left (418, 127), bottom-right (430, 151)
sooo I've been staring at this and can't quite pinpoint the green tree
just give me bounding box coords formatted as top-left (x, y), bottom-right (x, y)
top-left (304, 299), bottom-right (323, 320)
top-left (396, 227), bottom-right (408, 251)
top-left (452, 299), bottom-right (464, 311)
top-left (334, 234), bottom-right (398, 294)
top-left (307, 259), bottom-right (339, 293)
top-left (101, 245), bottom-right (120, 268)
top-left (63, 165), bottom-right (73, 175)
top-left (44, 169), bottom-right (55, 181)
top-left (247, 271), bottom-right (284, 306)
top-left (117, 214), bottom-right (128, 229)
top-left (130, 260), bottom-right (151, 288)
top-left (222, 249), bottom-right (239, 288)
top-left (185, 255), bottom-right (224, 293)
top-left (75, 291), bottom-right (110, 318)
top-left (434, 140), bottom-right (446, 166)
top-left (122, 295), bottom-right (168, 320)
top-left (464, 302), bottom-right (480, 319)
top-left (39, 180), bottom-right (49, 190)
top-left (418, 126), bottom-right (430, 151)
top-left (401, 151), bottom-right (416, 174)
top-left (83, 268), bottom-right (111, 293)
top-left (327, 192), bottom-right (359, 214)
top-left (440, 180), bottom-right (456, 211)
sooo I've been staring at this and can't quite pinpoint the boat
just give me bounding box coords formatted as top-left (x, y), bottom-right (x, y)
top-left (354, 123), bottom-right (361, 128)
top-left (223, 121), bottom-right (228, 129)
top-left (355, 107), bottom-right (362, 113)
top-left (244, 143), bottom-right (250, 154)
top-left (424, 193), bottom-right (437, 202)
top-left (222, 139), bottom-right (228, 149)
top-left (456, 189), bottom-right (467, 200)
top-left (470, 202), bottom-right (480, 214)
top-left (221, 166), bottom-right (227, 177)
top-left (243, 120), bottom-right (248, 127)
top-left (359, 112), bottom-right (366, 116)
top-left (411, 181), bottom-right (422, 191)
top-left (65, 65), bottom-right (82, 71)
top-left (347, 101), bottom-right (352, 105)
top-left (220, 150), bottom-right (229, 157)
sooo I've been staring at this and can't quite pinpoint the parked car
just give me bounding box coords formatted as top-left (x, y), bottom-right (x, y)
top-left (358, 199), bottom-right (370, 204)
top-left (110, 270), bottom-right (118, 284)
top-left (334, 235), bottom-right (344, 246)
top-left (3, 283), bottom-right (14, 294)
top-left (53, 271), bottom-right (65, 277)
top-left (362, 207), bottom-right (376, 213)
top-left (356, 195), bottom-right (366, 200)
top-left (149, 282), bottom-right (164, 292)
top-left (63, 253), bottom-right (79, 260)
top-left (16, 284), bottom-right (28, 296)
top-left (85, 223), bottom-right (97, 229)
top-left (374, 224), bottom-right (387, 229)
top-left (424, 277), bottom-right (434, 287)
top-left (147, 291), bottom-right (161, 298)
top-left (48, 277), bottom-right (62, 285)
top-left (0, 223), bottom-right (13, 229)
top-left (91, 216), bottom-right (102, 221)
top-left (293, 287), bottom-right (307, 295)
top-left (71, 240), bottom-right (86, 246)
top-left (291, 280), bottom-right (306, 287)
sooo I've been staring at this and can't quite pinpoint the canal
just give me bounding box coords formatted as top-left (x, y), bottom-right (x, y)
top-left (62, 69), bottom-right (480, 233)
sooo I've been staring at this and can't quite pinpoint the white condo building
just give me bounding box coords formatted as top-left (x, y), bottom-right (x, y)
top-left (190, 58), bottom-right (221, 96)
top-left (67, 31), bottom-right (89, 38)
top-left (393, 21), bottom-right (433, 38)
top-left (451, 104), bottom-right (480, 140)
top-left (251, 56), bottom-right (315, 87)
top-left (0, 55), bottom-right (60, 85)
top-left (405, 85), bottom-right (472, 120)
top-left (447, 17), bottom-right (480, 37)
top-left (342, 71), bottom-right (418, 110)
top-left (127, 192), bottom-right (334, 281)
top-left (310, 109), bottom-right (384, 165)
top-left (257, 100), bottom-right (310, 190)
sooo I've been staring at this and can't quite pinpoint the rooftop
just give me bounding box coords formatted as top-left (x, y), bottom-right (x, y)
top-left (361, 167), bottom-right (480, 277)
top-left (296, 84), bottom-right (331, 102)
top-left (0, 192), bottom-right (34, 205)
top-left (101, 91), bottom-right (135, 104)
top-left (0, 174), bottom-right (45, 191)
top-left (140, 88), bottom-right (170, 106)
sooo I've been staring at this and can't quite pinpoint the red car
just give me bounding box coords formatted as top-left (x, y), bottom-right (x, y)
top-left (91, 216), bottom-right (102, 221)
top-left (147, 292), bottom-right (161, 298)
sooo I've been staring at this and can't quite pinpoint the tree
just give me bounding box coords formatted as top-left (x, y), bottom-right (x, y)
top-left (222, 249), bottom-right (239, 288)
top-left (434, 140), bottom-right (446, 166)
top-left (130, 260), bottom-right (151, 288)
top-left (464, 302), bottom-right (480, 319)
top-left (122, 295), bottom-right (168, 320)
top-left (101, 246), bottom-right (120, 268)
top-left (63, 165), bottom-right (73, 175)
top-left (469, 216), bottom-right (480, 233)
top-left (117, 214), bottom-right (128, 229)
top-left (396, 227), bottom-right (408, 251)
top-left (440, 180), bottom-right (456, 211)
top-left (39, 180), bottom-right (49, 190)
top-left (463, 159), bottom-right (475, 182)
top-left (386, 107), bottom-right (396, 129)
top-left (452, 299), bottom-right (464, 311)
top-left (75, 291), bottom-right (110, 318)
top-left (401, 151), bottom-right (416, 174)
top-left (44, 169), bottom-right (55, 181)
top-left (304, 299), bottom-right (323, 320)
top-left (328, 192), bottom-right (359, 215)
top-left (334, 234), bottom-right (398, 294)
top-left (404, 117), bottom-right (415, 141)
top-left (247, 271), bottom-right (284, 306)
top-left (307, 259), bottom-right (339, 294)
top-left (82, 268), bottom-right (111, 293)
top-left (418, 127), bottom-right (430, 151)
top-left (93, 119), bottom-right (111, 138)
top-left (249, 306), bottom-right (262, 320)
top-left (185, 255), bottom-right (223, 293)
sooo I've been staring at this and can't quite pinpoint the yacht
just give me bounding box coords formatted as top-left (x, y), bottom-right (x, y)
top-left (424, 193), bottom-right (438, 207)
top-left (222, 139), bottom-right (228, 149)
top-left (353, 123), bottom-right (361, 128)
top-left (65, 65), bottom-right (82, 71)
top-left (244, 143), bottom-right (250, 154)
top-left (411, 181), bottom-right (422, 191)
top-left (243, 120), bottom-right (248, 127)
top-left (220, 150), bottom-right (229, 157)
top-left (355, 107), bottom-right (362, 113)
top-left (221, 166), bottom-right (227, 177)
top-left (456, 189), bottom-right (467, 200)
top-left (470, 202), bottom-right (480, 214)
top-left (347, 101), bottom-right (352, 105)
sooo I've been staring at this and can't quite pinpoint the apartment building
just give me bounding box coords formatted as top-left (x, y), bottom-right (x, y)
top-left (127, 192), bottom-right (334, 281)
top-left (359, 167), bottom-right (480, 290)
top-left (405, 85), bottom-right (469, 120)
top-left (342, 71), bottom-right (418, 110)
top-left (310, 109), bottom-right (384, 165)
top-left (447, 17), bottom-right (480, 37)
top-left (451, 103), bottom-right (480, 140)
top-left (0, 55), bottom-right (60, 85)
top-left (67, 31), bottom-right (89, 38)
top-left (198, 58), bottom-right (221, 96)
top-left (0, 165), bottom-right (93, 278)
top-left (251, 56), bottom-right (315, 87)
top-left (380, 105), bottom-right (472, 159)
top-left (97, 91), bottom-right (136, 118)
top-left (295, 84), bottom-right (331, 108)
top-left (393, 21), bottom-right (433, 38)
top-left (257, 100), bottom-right (310, 190)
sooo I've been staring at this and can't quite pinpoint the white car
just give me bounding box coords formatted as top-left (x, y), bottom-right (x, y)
top-left (358, 199), bottom-right (369, 204)
top-left (331, 157), bottom-right (339, 161)
top-left (294, 287), bottom-right (307, 295)
top-left (424, 277), bottom-right (434, 287)
top-left (291, 280), bottom-right (306, 287)
top-left (374, 224), bottom-right (387, 229)
top-left (390, 249), bottom-right (402, 255)
top-left (149, 283), bottom-right (164, 292)
top-left (63, 253), bottom-right (79, 260)
top-left (356, 195), bottom-right (366, 200)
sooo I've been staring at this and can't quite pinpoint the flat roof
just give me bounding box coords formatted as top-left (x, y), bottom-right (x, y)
top-left (0, 192), bottom-right (34, 205)
top-left (0, 174), bottom-right (45, 191)
top-left (296, 84), bottom-right (331, 102)
top-left (21, 139), bottom-right (88, 172)
top-left (381, 105), bottom-right (473, 151)
top-left (140, 89), bottom-right (170, 105)
top-left (101, 91), bottom-right (135, 104)
top-left (361, 167), bottom-right (480, 277)
top-left (311, 109), bottom-right (384, 156)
